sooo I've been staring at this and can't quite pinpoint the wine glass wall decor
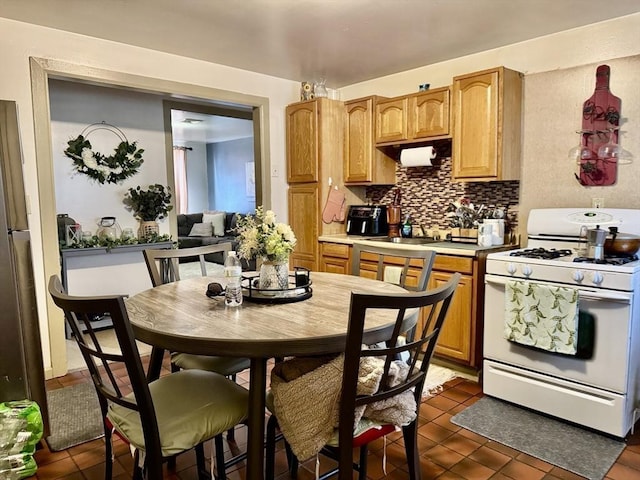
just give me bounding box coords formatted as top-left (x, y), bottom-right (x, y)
top-left (571, 64), bottom-right (626, 187)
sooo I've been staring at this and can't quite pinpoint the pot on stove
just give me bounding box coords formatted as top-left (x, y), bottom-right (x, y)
top-left (605, 227), bottom-right (640, 256)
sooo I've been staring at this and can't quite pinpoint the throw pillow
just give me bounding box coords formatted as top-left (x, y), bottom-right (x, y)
top-left (203, 212), bottom-right (225, 236)
top-left (188, 222), bottom-right (213, 237)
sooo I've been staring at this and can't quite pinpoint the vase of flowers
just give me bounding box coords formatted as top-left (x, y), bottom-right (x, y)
top-left (123, 184), bottom-right (173, 239)
top-left (236, 206), bottom-right (297, 290)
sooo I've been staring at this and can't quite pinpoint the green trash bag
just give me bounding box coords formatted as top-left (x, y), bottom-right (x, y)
top-left (0, 452), bottom-right (37, 479)
top-left (0, 400), bottom-right (43, 478)
top-left (0, 400), bottom-right (43, 454)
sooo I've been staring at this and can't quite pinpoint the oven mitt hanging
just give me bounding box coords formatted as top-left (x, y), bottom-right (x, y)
top-left (322, 187), bottom-right (346, 224)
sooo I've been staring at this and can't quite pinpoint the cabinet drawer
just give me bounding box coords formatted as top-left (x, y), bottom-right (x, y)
top-left (433, 255), bottom-right (473, 274)
top-left (321, 242), bottom-right (350, 259)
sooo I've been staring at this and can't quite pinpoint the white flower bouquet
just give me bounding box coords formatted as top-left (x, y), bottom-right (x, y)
top-left (236, 206), bottom-right (297, 262)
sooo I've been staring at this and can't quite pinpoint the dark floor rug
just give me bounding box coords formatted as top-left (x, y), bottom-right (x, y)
top-left (46, 383), bottom-right (104, 451)
top-left (451, 396), bottom-right (625, 480)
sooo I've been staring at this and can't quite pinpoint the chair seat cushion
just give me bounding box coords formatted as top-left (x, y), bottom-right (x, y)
top-left (171, 353), bottom-right (250, 376)
top-left (327, 418), bottom-right (396, 448)
top-left (107, 369), bottom-right (248, 457)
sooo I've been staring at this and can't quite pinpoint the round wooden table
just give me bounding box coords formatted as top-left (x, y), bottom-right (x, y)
top-left (126, 271), bottom-right (413, 480)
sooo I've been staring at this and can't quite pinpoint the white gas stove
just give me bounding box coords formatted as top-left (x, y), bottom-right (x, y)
top-left (486, 249), bottom-right (640, 292)
top-left (483, 208), bottom-right (640, 438)
top-left (487, 208), bottom-right (640, 292)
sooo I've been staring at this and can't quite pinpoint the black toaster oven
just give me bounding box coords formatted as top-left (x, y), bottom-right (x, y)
top-left (346, 205), bottom-right (388, 236)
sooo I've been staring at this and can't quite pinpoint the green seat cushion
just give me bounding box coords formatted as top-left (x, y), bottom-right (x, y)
top-left (107, 369), bottom-right (248, 457)
top-left (171, 353), bottom-right (250, 376)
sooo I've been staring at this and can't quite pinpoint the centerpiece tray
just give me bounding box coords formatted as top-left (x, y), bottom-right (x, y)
top-left (241, 272), bottom-right (312, 304)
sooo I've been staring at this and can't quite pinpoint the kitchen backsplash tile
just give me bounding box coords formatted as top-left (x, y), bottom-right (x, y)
top-left (366, 156), bottom-right (520, 234)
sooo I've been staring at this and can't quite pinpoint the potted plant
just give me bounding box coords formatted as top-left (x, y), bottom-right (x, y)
top-left (123, 184), bottom-right (173, 238)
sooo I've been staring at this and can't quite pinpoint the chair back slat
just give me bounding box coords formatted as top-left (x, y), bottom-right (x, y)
top-left (143, 243), bottom-right (233, 286)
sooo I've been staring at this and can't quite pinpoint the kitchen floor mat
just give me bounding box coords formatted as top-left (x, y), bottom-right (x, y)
top-left (46, 383), bottom-right (103, 451)
top-left (451, 396), bottom-right (625, 480)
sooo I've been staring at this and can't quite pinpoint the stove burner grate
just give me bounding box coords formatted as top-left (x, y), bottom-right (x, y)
top-left (573, 254), bottom-right (639, 265)
top-left (510, 248), bottom-right (573, 259)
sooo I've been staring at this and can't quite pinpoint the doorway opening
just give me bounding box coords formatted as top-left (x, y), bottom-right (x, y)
top-left (31, 57), bottom-right (271, 378)
top-left (166, 101), bottom-right (260, 215)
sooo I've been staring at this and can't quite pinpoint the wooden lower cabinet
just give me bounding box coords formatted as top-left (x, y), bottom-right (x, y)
top-left (318, 242), bottom-right (481, 368)
top-left (426, 254), bottom-right (478, 367)
top-left (429, 271), bottom-right (473, 363)
top-left (320, 242), bottom-right (351, 274)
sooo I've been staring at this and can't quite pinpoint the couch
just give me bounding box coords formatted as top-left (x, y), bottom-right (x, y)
top-left (177, 212), bottom-right (255, 269)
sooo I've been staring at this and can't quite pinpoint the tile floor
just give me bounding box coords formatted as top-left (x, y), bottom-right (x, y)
top-left (36, 355), bottom-right (640, 480)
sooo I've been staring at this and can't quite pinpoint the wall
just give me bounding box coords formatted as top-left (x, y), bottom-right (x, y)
top-left (49, 80), bottom-right (170, 236)
top-left (519, 55), bottom-right (640, 231)
top-left (0, 17), bottom-right (299, 376)
top-left (51, 81), bottom-right (260, 233)
top-left (340, 13), bottom-right (640, 241)
top-left (209, 137), bottom-right (256, 214)
top-left (184, 141), bottom-right (209, 214)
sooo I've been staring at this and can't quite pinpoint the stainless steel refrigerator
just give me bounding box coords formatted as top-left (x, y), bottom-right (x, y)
top-left (0, 99), bottom-right (49, 434)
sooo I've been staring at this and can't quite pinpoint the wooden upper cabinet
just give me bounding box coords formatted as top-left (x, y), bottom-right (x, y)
top-left (452, 66), bottom-right (523, 182)
top-left (375, 88), bottom-right (451, 146)
top-left (285, 98), bottom-right (346, 270)
top-left (286, 101), bottom-right (319, 183)
top-left (409, 86), bottom-right (450, 139)
top-left (344, 96), bottom-right (396, 185)
top-left (375, 97), bottom-right (408, 144)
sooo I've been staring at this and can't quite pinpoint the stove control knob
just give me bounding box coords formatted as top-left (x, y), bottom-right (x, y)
top-left (572, 270), bottom-right (584, 283)
top-left (506, 263), bottom-right (517, 275)
top-left (522, 265), bottom-right (533, 277)
top-left (592, 271), bottom-right (604, 285)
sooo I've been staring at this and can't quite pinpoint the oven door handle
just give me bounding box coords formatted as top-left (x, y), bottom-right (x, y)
top-left (485, 275), bottom-right (632, 302)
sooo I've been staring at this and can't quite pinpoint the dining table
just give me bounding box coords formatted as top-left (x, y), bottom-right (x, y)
top-left (125, 271), bottom-right (415, 480)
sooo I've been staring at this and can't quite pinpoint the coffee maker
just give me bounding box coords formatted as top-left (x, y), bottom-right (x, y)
top-left (586, 226), bottom-right (607, 260)
top-left (346, 205), bottom-right (388, 236)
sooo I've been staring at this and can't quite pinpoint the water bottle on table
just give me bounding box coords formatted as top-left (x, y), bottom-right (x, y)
top-left (224, 251), bottom-right (243, 307)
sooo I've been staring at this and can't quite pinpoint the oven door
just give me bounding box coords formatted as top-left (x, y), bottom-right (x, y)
top-left (483, 274), bottom-right (633, 393)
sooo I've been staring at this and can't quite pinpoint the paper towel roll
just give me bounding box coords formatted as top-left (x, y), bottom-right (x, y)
top-left (399, 146), bottom-right (436, 167)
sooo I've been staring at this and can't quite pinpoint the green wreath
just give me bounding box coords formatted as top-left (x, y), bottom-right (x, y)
top-left (64, 123), bottom-right (144, 185)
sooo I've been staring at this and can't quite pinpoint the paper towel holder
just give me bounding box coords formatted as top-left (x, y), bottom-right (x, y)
top-left (399, 145), bottom-right (437, 167)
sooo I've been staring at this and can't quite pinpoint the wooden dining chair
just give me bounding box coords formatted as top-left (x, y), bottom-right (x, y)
top-left (143, 244), bottom-right (251, 442)
top-left (352, 242), bottom-right (437, 343)
top-left (143, 242), bottom-right (232, 285)
top-left (48, 275), bottom-right (249, 480)
top-left (143, 244), bottom-right (251, 374)
top-left (265, 273), bottom-right (461, 480)
top-left (351, 242), bottom-right (436, 291)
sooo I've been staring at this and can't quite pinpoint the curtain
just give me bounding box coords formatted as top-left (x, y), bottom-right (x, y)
top-left (173, 147), bottom-right (188, 214)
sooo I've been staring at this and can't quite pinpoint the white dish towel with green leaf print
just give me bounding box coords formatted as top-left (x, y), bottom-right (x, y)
top-left (504, 280), bottom-right (580, 355)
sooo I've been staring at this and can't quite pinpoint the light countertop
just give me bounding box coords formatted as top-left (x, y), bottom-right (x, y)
top-left (318, 234), bottom-right (517, 257)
